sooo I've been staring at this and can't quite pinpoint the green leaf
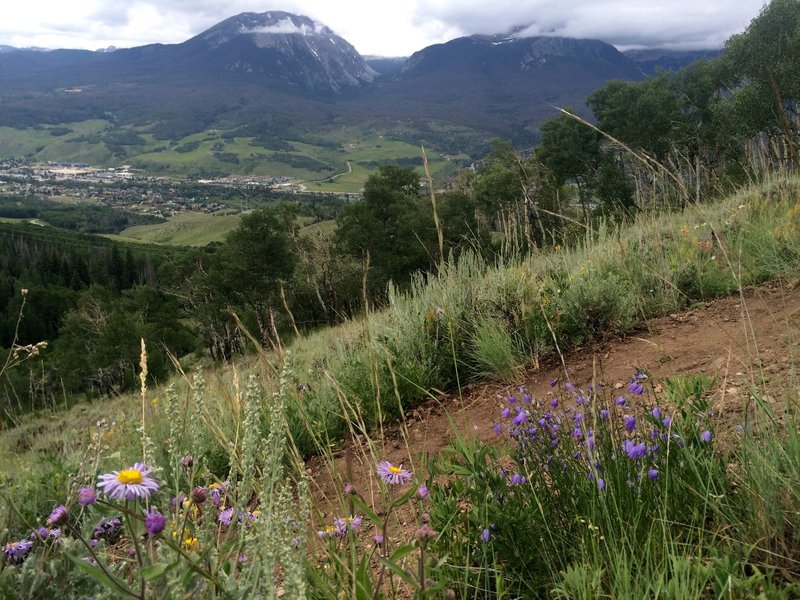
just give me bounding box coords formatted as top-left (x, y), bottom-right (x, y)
top-left (354, 554), bottom-right (374, 600)
top-left (141, 562), bottom-right (175, 581)
top-left (377, 555), bottom-right (418, 588)
top-left (351, 495), bottom-right (381, 526)
top-left (389, 543), bottom-right (416, 563)
top-left (66, 552), bottom-right (136, 597)
top-left (388, 485), bottom-right (418, 512)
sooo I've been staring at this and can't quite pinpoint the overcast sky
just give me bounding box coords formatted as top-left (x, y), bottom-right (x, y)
top-left (0, 1), bottom-right (766, 56)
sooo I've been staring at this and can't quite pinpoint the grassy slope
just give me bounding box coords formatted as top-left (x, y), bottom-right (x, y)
top-left (3, 175), bottom-right (798, 446)
top-left (116, 211), bottom-right (242, 246)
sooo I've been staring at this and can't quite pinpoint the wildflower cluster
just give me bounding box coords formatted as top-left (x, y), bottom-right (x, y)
top-left (426, 373), bottom-right (721, 597)
top-left (0, 458), bottom-right (292, 597)
top-left (317, 515), bottom-right (363, 539)
top-left (492, 374), bottom-right (714, 496)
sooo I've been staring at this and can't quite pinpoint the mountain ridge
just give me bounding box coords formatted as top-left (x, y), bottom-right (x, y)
top-left (0, 11), bottom-right (718, 146)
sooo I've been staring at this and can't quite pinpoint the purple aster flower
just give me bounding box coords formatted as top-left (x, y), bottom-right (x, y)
top-left (506, 395), bottom-right (516, 404)
top-left (218, 508), bottom-right (238, 526)
top-left (628, 381), bottom-right (644, 395)
top-left (377, 461), bottom-right (413, 485)
top-left (3, 539), bottom-right (33, 565)
top-left (700, 430), bottom-right (712, 443)
top-left (480, 528), bottom-right (492, 542)
top-left (624, 415), bottom-right (637, 433)
top-left (511, 473), bottom-right (526, 485)
top-left (549, 398), bottom-right (559, 409)
top-left (492, 422), bottom-right (503, 435)
top-left (501, 407), bottom-right (511, 419)
top-left (648, 468), bottom-right (659, 480)
top-left (549, 378), bottom-right (558, 387)
top-left (334, 515), bottom-right (362, 533)
top-left (47, 505), bottom-right (68, 527)
top-left (651, 407), bottom-right (662, 419)
top-left (373, 534), bottom-right (384, 545)
top-left (209, 483), bottom-right (225, 506)
top-left (565, 382), bottom-right (575, 392)
top-left (572, 427), bottom-right (583, 438)
top-left (317, 525), bottom-right (339, 539)
top-left (97, 463), bottom-right (159, 501)
top-left (662, 416), bottom-right (672, 428)
top-left (597, 478), bottom-right (606, 491)
top-left (523, 393), bottom-right (532, 404)
top-left (600, 409), bottom-right (609, 420)
top-left (144, 508), bottom-right (166, 535)
top-left (39, 527), bottom-right (61, 542)
top-left (77, 486), bottom-right (97, 506)
top-left (417, 485), bottom-right (429, 500)
top-left (30, 526), bottom-right (54, 542)
top-left (615, 396), bottom-right (626, 406)
top-left (343, 482), bottom-right (355, 495)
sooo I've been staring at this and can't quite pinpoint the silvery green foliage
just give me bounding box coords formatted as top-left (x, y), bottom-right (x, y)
top-left (164, 384), bottom-right (182, 458)
top-left (231, 374), bottom-right (263, 504)
top-left (189, 372), bottom-right (208, 456)
top-left (237, 356), bottom-right (308, 598)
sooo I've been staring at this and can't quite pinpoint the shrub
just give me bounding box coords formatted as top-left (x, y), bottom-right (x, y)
top-left (558, 269), bottom-right (638, 345)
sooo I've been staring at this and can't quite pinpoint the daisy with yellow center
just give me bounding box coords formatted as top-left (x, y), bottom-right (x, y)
top-left (97, 463), bottom-right (159, 501)
top-left (377, 460), bottom-right (413, 485)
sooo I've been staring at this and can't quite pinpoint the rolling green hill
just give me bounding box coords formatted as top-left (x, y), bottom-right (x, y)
top-left (116, 211), bottom-right (242, 246)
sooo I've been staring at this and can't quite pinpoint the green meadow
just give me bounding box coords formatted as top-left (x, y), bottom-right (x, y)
top-left (1, 121), bottom-right (466, 193)
top-left (116, 211), bottom-right (242, 246)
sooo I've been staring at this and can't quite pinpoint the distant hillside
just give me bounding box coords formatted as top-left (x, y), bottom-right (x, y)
top-left (624, 48), bottom-right (722, 74)
top-left (365, 56), bottom-right (407, 77)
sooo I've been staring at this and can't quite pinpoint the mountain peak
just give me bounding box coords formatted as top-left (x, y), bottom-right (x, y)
top-left (197, 12), bottom-right (333, 49)
top-left (184, 11), bottom-right (377, 94)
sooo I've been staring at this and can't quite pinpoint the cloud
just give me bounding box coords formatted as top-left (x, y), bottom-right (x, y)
top-left (247, 17), bottom-right (327, 37)
top-left (412, 0), bottom-right (764, 50)
top-left (0, 0), bottom-right (766, 55)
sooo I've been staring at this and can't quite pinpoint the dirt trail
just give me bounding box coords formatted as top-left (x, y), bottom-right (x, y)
top-left (309, 282), bottom-right (800, 521)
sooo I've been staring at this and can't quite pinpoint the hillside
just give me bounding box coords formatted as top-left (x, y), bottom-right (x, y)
top-left (2, 178), bottom-right (799, 597)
